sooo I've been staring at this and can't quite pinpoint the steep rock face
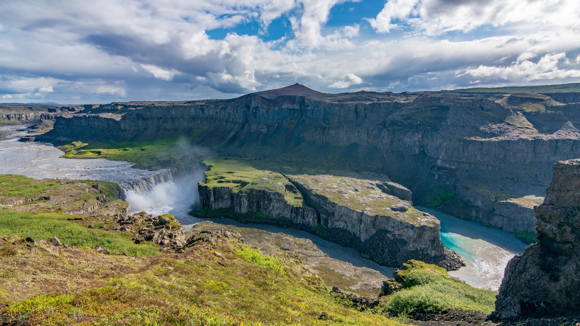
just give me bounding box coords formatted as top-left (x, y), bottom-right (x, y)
top-left (195, 160), bottom-right (462, 269)
top-left (492, 159), bottom-right (580, 319)
top-left (287, 175), bottom-right (462, 269)
top-left (198, 185), bottom-right (318, 227)
top-left (43, 86), bottom-right (580, 234)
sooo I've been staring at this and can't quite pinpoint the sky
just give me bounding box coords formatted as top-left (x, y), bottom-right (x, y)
top-left (1, 0), bottom-right (580, 104)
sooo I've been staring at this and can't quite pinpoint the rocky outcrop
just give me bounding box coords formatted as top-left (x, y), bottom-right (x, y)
top-left (492, 159), bottom-right (580, 319)
top-left (287, 174), bottom-right (462, 269)
top-left (195, 160), bottom-right (463, 269)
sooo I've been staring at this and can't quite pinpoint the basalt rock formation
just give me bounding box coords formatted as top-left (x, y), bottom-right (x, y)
top-left (492, 159), bottom-right (580, 319)
top-left (195, 160), bottom-right (463, 269)
top-left (41, 84), bottom-right (580, 234)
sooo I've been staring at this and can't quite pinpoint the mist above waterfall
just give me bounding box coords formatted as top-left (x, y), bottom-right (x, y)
top-left (124, 138), bottom-right (211, 224)
top-left (125, 168), bottom-right (206, 224)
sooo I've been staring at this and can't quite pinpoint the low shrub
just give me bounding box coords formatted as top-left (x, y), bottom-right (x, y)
top-left (383, 260), bottom-right (497, 316)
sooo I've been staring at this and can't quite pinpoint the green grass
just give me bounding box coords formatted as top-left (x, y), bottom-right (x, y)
top-left (202, 159), bottom-right (305, 207)
top-left (0, 175), bottom-right (59, 197)
top-left (3, 238), bottom-right (401, 326)
top-left (431, 190), bottom-right (456, 209)
top-left (236, 245), bottom-right (285, 276)
top-left (520, 103), bottom-right (546, 112)
top-left (60, 140), bottom-right (203, 170)
top-left (0, 209), bottom-right (159, 256)
top-left (381, 260), bottom-right (497, 316)
top-left (514, 231), bottom-right (537, 245)
top-left (78, 180), bottom-right (121, 202)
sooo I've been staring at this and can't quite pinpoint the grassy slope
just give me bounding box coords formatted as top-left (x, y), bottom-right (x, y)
top-left (1, 234), bottom-right (401, 326)
top-left (0, 175), bottom-right (59, 197)
top-left (0, 175), bottom-right (157, 256)
top-left (445, 83), bottom-right (580, 94)
top-left (0, 209), bottom-right (159, 257)
top-left (381, 260), bottom-right (497, 315)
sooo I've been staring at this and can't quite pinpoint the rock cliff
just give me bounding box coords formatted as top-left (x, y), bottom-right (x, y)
top-left (195, 160), bottom-right (463, 269)
top-left (492, 159), bottom-right (580, 319)
top-left (41, 85), bottom-right (580, 234)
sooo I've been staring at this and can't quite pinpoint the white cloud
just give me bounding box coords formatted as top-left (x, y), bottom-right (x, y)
top-left (38, 86), bottom-right (54, 92)
top-left (328, 73), bottom-right (363, 88)
top-left (463, 52), bottom-right (580, 81)
top-left (0, 0), bottom-right (579, 103)
top-left (369, 0), bottom-right (580, 35)
top-left (141, 64), bottom-right (179, 81)
top-left (367, 0), bottom-right (419, 33)
top-left (95, 85), bottom-right (126, 97)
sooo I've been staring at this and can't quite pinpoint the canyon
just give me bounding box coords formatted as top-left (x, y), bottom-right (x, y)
top-left (39, 84), bottom-right (580, 237)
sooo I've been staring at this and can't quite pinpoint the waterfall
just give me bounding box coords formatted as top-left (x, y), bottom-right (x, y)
top-left (118, 169), bottom-right (174, 200)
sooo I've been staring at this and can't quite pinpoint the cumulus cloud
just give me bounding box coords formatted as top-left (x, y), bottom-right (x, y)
top-left (0, 0), bottom-right (579, 103)
top-left (463, 52), bottom-right (580, 81)
top-left (141, 64), bottom-right (180, 81)
top-left (328, 74), bottom-right (363, 88)
top-left (370, 0), bottom-right (580, 35)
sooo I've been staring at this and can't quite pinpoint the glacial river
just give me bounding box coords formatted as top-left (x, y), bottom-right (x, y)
top-left (0, 125), bottom-right (529, 290)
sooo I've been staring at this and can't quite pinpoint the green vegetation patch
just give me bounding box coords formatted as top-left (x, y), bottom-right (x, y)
top-left (381, 260), bottom-right (497, 316)
top-left (60, 139), bottom-right (205, 170)
top-left (0, 175), bottom-right (59, 197)
top-left (520, 103), bottom-right (546, 112)
top-left (202, 159), bottom-right (305, 207)
top-left (431, 190), bottom-right (456, 209)
top-left (78, 180), bottom-right (121, 202)
top-left (514, 231), bottom-right (537, 245)
top-left (3, 238), bottom-right (400, 326)
top-left (0, 209), bottom-right (158, 256)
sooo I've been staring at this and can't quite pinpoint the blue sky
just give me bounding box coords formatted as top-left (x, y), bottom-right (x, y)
top-left (1, 0), bottom-right (579, 103)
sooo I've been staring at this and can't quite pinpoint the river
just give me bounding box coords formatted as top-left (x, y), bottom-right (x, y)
top-left (0, 125), bottom-right (530, 290)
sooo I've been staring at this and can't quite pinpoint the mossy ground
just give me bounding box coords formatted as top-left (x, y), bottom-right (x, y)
top-left (0, 175), bottom-right (60, 197)
top-left (288, 174), bottom-right (430, 226)
top-left (0, 232), bottom-right (402, 326)
top-left (0, 209), bottom-right (159, 256)
top-left (380, 260), bottom-right (497, 316)
top-left (202, 159), bottom-right (305, 207)
top-left (60, 139), bottom-right (206, 170)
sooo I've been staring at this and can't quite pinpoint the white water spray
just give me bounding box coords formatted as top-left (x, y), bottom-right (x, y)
top-left (125, 168), bottom-right (206, 224)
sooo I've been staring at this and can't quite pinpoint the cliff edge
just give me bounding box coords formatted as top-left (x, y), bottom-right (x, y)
top-left (492, 159), bottom-right (580, 319)
top-left (195, 159), bottom-right (463, 269)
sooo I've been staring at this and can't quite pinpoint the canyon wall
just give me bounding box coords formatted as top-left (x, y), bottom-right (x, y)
top-left (43, 85), bottom-right (580, 233)
top-left (493, 159), bottom-right (580, 319)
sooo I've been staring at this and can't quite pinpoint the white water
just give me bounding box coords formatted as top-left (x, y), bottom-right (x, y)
top-left (125, 170), bottom-right (205, 224)
top-left (0, 125), bottom-right (530, 288)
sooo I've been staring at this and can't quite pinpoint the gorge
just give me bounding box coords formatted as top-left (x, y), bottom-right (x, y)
top-left (3, 83), bottom-right (580, 324)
